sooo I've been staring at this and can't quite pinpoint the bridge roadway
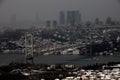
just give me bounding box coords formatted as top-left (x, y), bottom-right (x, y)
top-left (34, 43), bottom-right (85, 55)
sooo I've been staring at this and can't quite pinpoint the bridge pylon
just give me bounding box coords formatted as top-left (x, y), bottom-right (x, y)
top-left (25, 33), bottom-right (34, 64)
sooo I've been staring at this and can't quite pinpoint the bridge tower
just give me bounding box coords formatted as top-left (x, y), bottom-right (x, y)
top-left (25, 33), bottom-right (34, 64)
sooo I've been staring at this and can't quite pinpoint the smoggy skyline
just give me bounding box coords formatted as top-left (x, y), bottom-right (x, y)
top-left (0, 0), bottom-right (120, 22)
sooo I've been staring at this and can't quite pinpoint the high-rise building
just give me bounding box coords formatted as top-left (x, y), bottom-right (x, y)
top-left (53, 20), bottom-right (57, 27)
top-left (46, 20), bottom-right (51, 27)
top-left (10, 14), bottom-right (17, 26)
top-left (35, 12), bottom-right (40, 25)
top-left (59, 11), bottom-right (65, 26)
top-left (67, 10), bottom-right (81, 26)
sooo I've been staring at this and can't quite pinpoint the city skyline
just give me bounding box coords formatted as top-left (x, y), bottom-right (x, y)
top-left (0, 1), bottom-right (120, 80)
top-left (0, 0), bottom-right (120, 23)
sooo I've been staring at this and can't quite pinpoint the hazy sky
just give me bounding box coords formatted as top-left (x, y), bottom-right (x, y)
top-left (0, 0), bottom-right (120, 22)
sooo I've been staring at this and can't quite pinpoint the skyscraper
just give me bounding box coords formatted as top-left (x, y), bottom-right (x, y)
top-left (53, 20), bottom-right (57, 27)
top-left (67, 10), bottom-right (81, 26)
top-left (74, 11), bottom-right (81, 25)
top-left (59, 11), bottom-right (65, 26)
top-left (46, 20), bottom-right (51, 27)
top-left (10, 14), bottom-right (17, 26)
top-left (35, 12), bottom-right (40, 25)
